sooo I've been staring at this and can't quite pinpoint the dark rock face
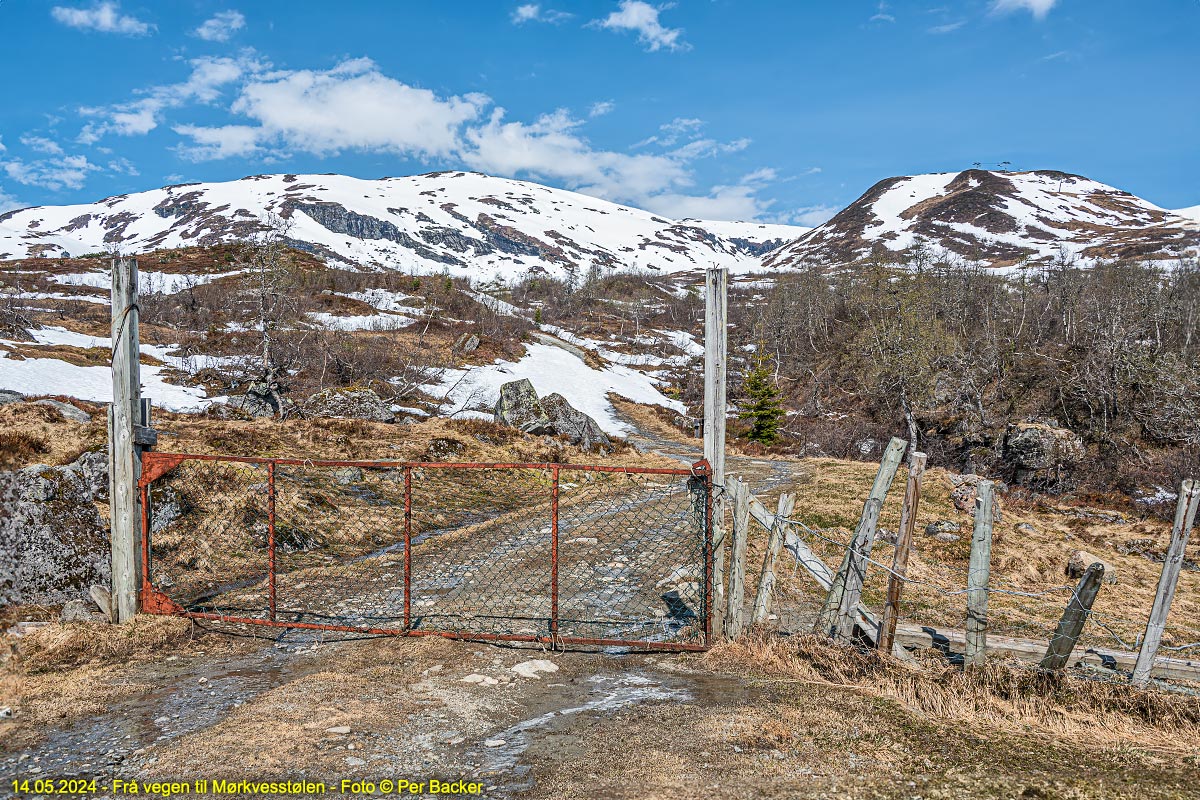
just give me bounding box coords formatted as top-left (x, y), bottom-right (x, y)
top-left (494, 379), bottom-right (554, 434)
top-left (290, 201), bottom-right (463, 266)
top-left (1003, 422), bottom-right (1085, 485)
top-left (541, 393), bottom-right (611, 452)
top-left (0, 454), bottom-right (110, 606)
top-left (303, 387), bottom-right (395, 423)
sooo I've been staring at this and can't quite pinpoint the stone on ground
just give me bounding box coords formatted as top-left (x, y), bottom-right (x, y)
top-left (303, 387), bottom-right (396, 423)
top-left (493, 379), bottom-right (554, 434)
top-left (1066, 550), bottom-right (1118, 584)
top-left (511, 659), bottom-right (558, 679)
top-left (541, 392), bottom-right (612, 452)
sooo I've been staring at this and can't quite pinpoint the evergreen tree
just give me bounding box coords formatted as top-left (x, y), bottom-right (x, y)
top-left (739, 349), bottom-right (784, 444)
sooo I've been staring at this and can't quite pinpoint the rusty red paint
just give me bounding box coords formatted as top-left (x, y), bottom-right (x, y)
top-left (267, 461), bottom-right (277, 622)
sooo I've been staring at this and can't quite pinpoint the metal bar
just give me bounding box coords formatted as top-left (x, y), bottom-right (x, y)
top-left (550, 464), bottom-right (560, 638)
top-left (139, 482), bottom-right (150, 610)
top-left (404, 466), bottom-right (413, 630)
top-left (702, 460), bottom-right (714, 645)
top-left (170, 611), bottom-right (707, 651)
top-left (267, 461), bottom-right (277, 623)
top-left (139, 451), bottom-right (699, 476)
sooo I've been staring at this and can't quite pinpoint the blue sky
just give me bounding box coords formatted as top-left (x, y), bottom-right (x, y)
top-left (0, 0), bottom-right (1196, 223)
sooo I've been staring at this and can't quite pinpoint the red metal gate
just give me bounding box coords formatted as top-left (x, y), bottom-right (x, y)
top-left (138, 453), bottom-right (713, 650)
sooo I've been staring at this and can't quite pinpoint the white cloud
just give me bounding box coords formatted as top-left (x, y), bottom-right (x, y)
top-left (195, 10), bottom-right (246, 42)
top-left (0, 188), bottom-right (22, 213)
top-left (511, 4), bottom-right (571, 24)
top-left (588, 100), bottom-right (615, 118)
top-left (107, 157), bottom-right (140, 176)
top-left (78, 54), bottom-right (263, 142)
top-left (20, 135), bottom-right (65, 155)
top-left (181, 58), bottom-right (488, 159)
top-left (990, 0), bottom-right (1058, 19)
top-left (928, 20), bottom-right (966, 34)
top-left (50, 2), bottom-right (152, 35)
top-left (869, 2), bottom-right (896, 23)
top-left (173, 123), bottom-right (264, 160)
top-left (3, 155), bottom-right (101, 191)
top-left (591, 1), bottom-right (689, 52)
top-left (785, 205), bottom-right (840, 227)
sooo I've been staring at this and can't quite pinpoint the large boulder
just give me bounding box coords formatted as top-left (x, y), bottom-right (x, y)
top-left (541, 393), bottom-right (612, 452)
top-left (0, 454), bottom-right (110, 606)
top-left (1066, 550), bottom-right (1118, 584)
top-left (303, 387), bottom-right (395, 423)
top-left (1003, 421), bottom-right (1085, 485)
top-left (494, 379), bottom-right (554, 434)
top-left (228, 380), bottom-right (290, 418)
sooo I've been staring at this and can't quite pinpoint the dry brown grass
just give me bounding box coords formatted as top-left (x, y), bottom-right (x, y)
top-left (706, 634), bottom-right (1200, 754)
top-left (12, 616), bottom-right (195, 674)
top-left (0, 402), bottom-right (104, 468)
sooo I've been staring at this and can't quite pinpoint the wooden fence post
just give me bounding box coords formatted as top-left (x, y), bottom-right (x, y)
top-left (1131, 479), bottom-right (1200, 687)
top-left (964, 480), bottom-right (995, 667)
top-left (751, 492), bottom-right (796, 626)
top-left (109, 256), bottom-right (143, 624)
top-left (878, 452), bottom-right (928, 654)
top-left (1040, 562), bottom-right (1105, 671)
top-left (817, 436), bottom-right (907, 636)
top-left (832, 497), bottom-right (883, 641)
top-left (725, 478), bottom-right (751, 638)
top-left (704, 266), bottom-right (729, 637)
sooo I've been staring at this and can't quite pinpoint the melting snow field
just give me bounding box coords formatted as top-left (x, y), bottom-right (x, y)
top-left (436, 342), bottom-right (683, 435)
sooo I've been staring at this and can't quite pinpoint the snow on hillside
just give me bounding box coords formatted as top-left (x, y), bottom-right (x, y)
top-left (0, 172), bottom-right (809, 281)
top-left (764, 170), bottom-right (1200, 271)
top-left (437, 342), bottom-right (683, 435)
top-left (1177, 205), bottom-right (1200, 224)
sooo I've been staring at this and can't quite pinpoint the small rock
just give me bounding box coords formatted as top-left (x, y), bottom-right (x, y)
top-left (153, 716), bottom-right (169, 725)
top-left (461, 674), bottom-right (500, 686)
top-left (925, 521), bottom-right (961, 537)
top-left (59, 599), bottom-right (94, 623)
top-left (1015, 522), bottom-right (1037, 535)
top-left (0, 707), bottom-right (12, 718)
top-left (1066, 550), bottom-right (1118, 584)
top-left (345, 756), bottom-right (366, 767)
top-left (935, 532), bottom-right (961, 543)
top-left (484, 739), bottom-right (506, 748)
top-left (511, 659), bottom-right (558, 679)
top-left (89, 585), bottom-right (112, 617)
top-left (326, 726), bottom-right (351, 735)
top-left (32, 399), bottom-right (92, 424)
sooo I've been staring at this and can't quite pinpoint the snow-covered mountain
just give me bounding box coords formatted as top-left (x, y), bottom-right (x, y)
top-left (1177, 205), bottom-right (1200, 224)
top-left (764, 170), bottom-right (1200, 271)
top-left (0, 172), bottom-right (809, 280)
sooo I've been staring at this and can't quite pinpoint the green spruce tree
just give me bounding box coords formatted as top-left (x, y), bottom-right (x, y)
top-left (739, 348), bottom-right (784, 445)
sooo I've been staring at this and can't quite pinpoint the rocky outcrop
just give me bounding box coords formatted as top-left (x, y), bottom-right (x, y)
top-left (0, 453), bottom-right (110, 606)
top-left (303, 387), bottom-right (396, 423)
top-left (541, 393), bottom-right (612, 453)
top-left (228, 380), bottom-right (291, 419)
top-left (494, 380), bottom-right (554, 434)
top-left (1003, 421), bottom-right (1086, 485)
top-left (493, 381), bottom-right (612, 451)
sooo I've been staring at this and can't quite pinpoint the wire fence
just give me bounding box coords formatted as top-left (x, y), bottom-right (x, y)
top-left (138, 452), bottom-right (714, 651)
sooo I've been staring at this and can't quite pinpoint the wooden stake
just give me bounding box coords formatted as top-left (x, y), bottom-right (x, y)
top-left (1131, 479), bottom-right (1200, 687)
top-left (833, 497), bottom-right (883, 641)
top-left (751, 492), bottom-right (796, 626)
top-left (878, 452), bottom-right (928, 654)
top-left (109, 257), bottom-right (143, 624)
top-left (725, 478), bottom-right (751, 638)
top-left (1040, 562), bottom-right (1105, 671)
top-left (704, 266), bottom-right (728, 636)
top-left (964, 480), bottom-right (995, 667)
top-left (817, 436), bottom-right (907, 636)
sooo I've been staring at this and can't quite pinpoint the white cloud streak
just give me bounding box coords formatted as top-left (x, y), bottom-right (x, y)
top-left (591, 1), bottom-right (689, 52)
top-left (195, 10), bottom-right (246, 42)
top-left (3, 155), bottom-right (102, 191)
top-left (50, 2), bottom-right (152, 35)
top-left (511, 4), bottom-right (572, 24)
top-left (990, 0), bottom-right (1058, 19)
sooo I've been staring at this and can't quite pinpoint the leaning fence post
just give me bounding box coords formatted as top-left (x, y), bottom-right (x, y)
top-left (751, 492), bottom-right (796, 626)
top-left (1040, 562), bottom-right (1104, 671)
top-left (817, 436), bottom-right (906, 636)
top-left (1132, 479), bottom-right (1200, 687)
top-left (109, 256), bottom-right (143, 624)
top-left (704, 266), bottom-right (728, 637)
top-left (832, 497), bottom-right (882, 641)
top-left (964, 480), bottom-right (995, 667)
top-left (878, 452), bottom-right (927, 654)
top-left (725, 478), bottom-right (751, 638)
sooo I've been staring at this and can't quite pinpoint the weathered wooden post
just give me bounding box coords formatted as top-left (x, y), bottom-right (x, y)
top-left (751, 492), bottom-right (796, 626)
top-left (704, 266), bottom-right (728, 636)
top-left (832, 497), bottom-right (883, 641)
top-left (878, 452), bottom-right (928, 654)
top-left (109, 257), bottom-right (144, 624)
top-left (1131, 479), bottom-right (1200, 687)
top-left (1040, 562), bottom-right (1105, 671)
top-left (725, 478), bottom-right (751, 638)
top-left (817, 436), bottom-right (906, 636)
top-left (964, 480), bottom-right (995, 667)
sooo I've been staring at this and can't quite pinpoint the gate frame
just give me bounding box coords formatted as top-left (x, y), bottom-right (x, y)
top-left (138, 452), bottom-right (715, 652)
